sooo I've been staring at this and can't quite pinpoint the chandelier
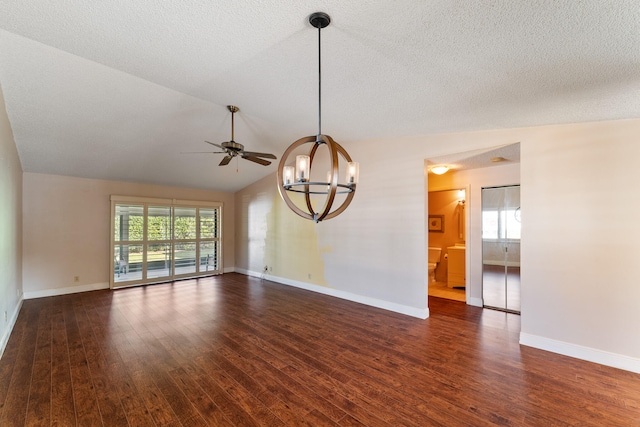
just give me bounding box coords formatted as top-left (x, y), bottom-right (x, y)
top-left (277, 12), bottom-right (359, 223)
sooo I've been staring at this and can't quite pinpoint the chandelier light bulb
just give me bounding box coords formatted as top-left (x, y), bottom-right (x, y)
top-left (283, 166), bottom-right (294, 186)
top-left (347, 162), bottom-right (359, 184)
top-left (296, 155), bottom-right (310, 182)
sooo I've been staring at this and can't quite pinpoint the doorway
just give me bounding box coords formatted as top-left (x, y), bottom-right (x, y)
top-left (426, 142), bottom-right (521, 309)
top-left (427, 189), bottom-right (466, 302)
top-left (481, 185), bottom-right (521, 313)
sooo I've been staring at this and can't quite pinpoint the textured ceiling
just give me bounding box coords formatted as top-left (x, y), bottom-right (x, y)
top-left (427, 142), bottom-right (520, 173)
top-left (0, 1), bottom-right (639, 192)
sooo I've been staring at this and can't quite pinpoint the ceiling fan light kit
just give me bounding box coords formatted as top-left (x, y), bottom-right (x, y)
top-left (277, 12), bottom-right (359, 223)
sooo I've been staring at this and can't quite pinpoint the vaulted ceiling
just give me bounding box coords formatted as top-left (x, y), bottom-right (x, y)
top-left (1, 1), bottom-right (638, 192)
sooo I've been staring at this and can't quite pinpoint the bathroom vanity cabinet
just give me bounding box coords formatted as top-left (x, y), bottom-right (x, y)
top-left (447, 246), bottom-right (466, 288)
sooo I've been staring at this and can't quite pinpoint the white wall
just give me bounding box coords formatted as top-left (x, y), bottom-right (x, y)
top-left (0, 82), bottom-right (23, 357)
top-left (520, 121), bottom-right (640, 371)
top-left (236, 119), bottom-right (640, 372)
top-left (22, 173), bottom-right (235, 298)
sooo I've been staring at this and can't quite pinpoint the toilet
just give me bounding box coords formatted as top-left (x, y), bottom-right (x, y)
top-left (427, 247), bottom-right (442, 282)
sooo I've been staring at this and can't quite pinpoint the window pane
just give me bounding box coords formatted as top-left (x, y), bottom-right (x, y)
top-left (200, 241), bottom-right (218, 272)
top-left (114, 204), bottom-right (144, 241)
top-left (200, 208), bottom-right (218, 239)
top-left (147, 243), bottom-right (172, 279)
top-left (148, 206), bottom-right (172, 241)
top-left (482, 211), bottom-right (499, 239)
top-left (114, 244), bottom-right (143, 282)
top-left (174, 207), bottom-right (196, 240)
top-left (175, 242), bottom-right (197, 275)
top-left (504, 209), bottom-right (522, 239)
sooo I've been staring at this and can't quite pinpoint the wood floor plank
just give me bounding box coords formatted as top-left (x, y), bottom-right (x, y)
top-left (231, 309), bottom-right (437, 425)
top-left (235, 310), bottom-right (466, 425)
top-left (191, 356), bottom-right (284, 427)
top-left (50, 303), bottom-right (76, 426)
top-left (24, 304), bottom-right (52, 426)
top-left (105, 359), bottom-right (160, 427)
top-left (167, 366), bottom-right (237, 427)
top-left (174, 325), bottom-right (301, 426)
top-left (129, 368), bottom-right (182, 427)
top-left (63, 298), bottom-right (103, 426)
top-left (188, 357), bottom-right (265, 427)
top-left (73, 299), bottom-right (130, 426)
top-left (0, 306), bottom-right (28, 411)
top-left (213, 332), bottom-right (397, 427)
top-left (84, 302), bottom-right (160, 427)
top-left (0, 300), bottom-right (39, 427)
top-left (1, 274), bottom-right (639, 426)
top-left (118, 331), bottom-right (187, 427)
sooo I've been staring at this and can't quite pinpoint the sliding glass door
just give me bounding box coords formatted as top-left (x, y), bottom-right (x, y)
top-left (113, 204), bottom-right (145, 282)
top-left (147, 205), bottom-right (173, 280)
top-left (111, 196), bottom-right (222, 289)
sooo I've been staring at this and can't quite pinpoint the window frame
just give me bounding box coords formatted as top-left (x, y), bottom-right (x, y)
top-left (110, 195), bottom-right (223, 289)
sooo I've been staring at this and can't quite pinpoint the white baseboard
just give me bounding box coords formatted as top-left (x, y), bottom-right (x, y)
top-left (235, 268), bottom-right (429, 319)
top-left (235, 268), bottom-right (262, 279)
top-left (24, 282), bottom-right (110, 300)
top-left (24, 269), bottom-right (237, 299)
top-left (0, 297), bottom-right (23, 360)
top-left (520, 332), bottom-right (640, 374)
top-left (467, 296), bottom-right (483, 307)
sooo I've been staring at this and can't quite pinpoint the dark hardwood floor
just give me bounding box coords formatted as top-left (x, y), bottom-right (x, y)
top-left (1, 273), bottom-right (639, 426)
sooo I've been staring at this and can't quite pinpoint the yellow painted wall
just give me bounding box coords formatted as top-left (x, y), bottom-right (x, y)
top-left (235, 173), bottom-right (327, 285)
top-left (428, 189), bottom-right (464, 282)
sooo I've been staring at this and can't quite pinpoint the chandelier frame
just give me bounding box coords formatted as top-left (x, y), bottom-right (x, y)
top-left (277, 134), bottom-right (356, 222)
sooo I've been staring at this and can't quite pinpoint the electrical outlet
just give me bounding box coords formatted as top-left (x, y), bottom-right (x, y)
top-left (308, 273), bottom-right (311, 279)
top-left (3, 311), bottom-right (7, 322)
top-left (74, 276), bottom-right (80, 282)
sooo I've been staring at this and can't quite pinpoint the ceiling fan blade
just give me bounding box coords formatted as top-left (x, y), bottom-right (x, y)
top-left (242, 155), bottom-right (271, 166)
top-left (205, 141), bottom-right (225, 149)
top-left (219, 156), bottom-right (232, 166)
top-left (180, 151), bottom-right (226, 154)
top-left (241, 151), bottom-right (277, 159)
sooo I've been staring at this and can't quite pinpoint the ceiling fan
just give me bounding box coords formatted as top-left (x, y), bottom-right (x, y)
top-left (197, 105), bottom-right (277, 166)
